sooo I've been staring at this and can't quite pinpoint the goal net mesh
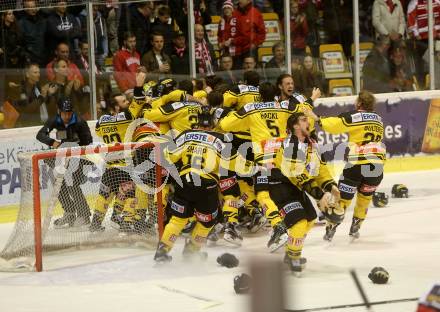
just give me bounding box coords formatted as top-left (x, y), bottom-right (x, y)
top-left (0, 143), bottom-right (162, 271)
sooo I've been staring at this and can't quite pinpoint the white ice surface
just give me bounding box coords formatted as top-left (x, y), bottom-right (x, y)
top-left (1, 170), bottom-right (439, 312)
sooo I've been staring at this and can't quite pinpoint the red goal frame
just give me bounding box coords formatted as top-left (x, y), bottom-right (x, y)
top-left (31, 142), bottom-right (164, 272)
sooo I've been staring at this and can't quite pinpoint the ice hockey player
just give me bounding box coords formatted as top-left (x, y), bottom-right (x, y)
top-left (272, 112), bottom-right (339, 272)
top-left (90, 69), bottom-right (150, 233)
top-left (153, 106), bottom-right (254, 262)
top-left (142, 80), bottom-right (203, 137)
top-left (305, 90), bottom-right (386, 241)
top-left (36, 97), bottom-right (93, 228)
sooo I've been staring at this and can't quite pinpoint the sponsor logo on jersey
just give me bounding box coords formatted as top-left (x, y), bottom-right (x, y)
top-left (280, 202), bottom-right (303, 216)
top-left (256, 176), bottom-right (268, 185)
top-left (181, 132), bottom-right (225, 151)
top-left (339, 182), bottom-right (356, 194)
top-left (99, 115), bottom-right (115, 123)
top-left (171, 102), bottom-right (185, 110)
top-left (238, 84), bottom-right (259, 93)
top-left (361, 112), bottom-right (381, 122)
top-left (352, 112), bottom-right (382, 123)
top-left (262, 139), bottom-right (283, 153)
top-left (219, 177), bottom-right (237, 191)
top-left (195, 210), bottom-right (217, 222)
top-left (171, 201), bottom-right (185, 213)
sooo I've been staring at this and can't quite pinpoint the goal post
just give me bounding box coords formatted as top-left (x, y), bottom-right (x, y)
top-left (0, 142), bottom-right (164, 272)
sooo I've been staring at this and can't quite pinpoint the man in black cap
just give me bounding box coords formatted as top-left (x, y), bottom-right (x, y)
top-left (170, 30), bottom-right (190, 76)
top-left (36, 98), bottom-right (93, 228)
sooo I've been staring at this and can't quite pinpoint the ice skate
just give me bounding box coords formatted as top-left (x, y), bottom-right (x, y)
top-left (224, 222), bottom-right (243, 246)
top-left (323, 223), bottom-right (339, 242)
top-left (154, 243), bottom-right (172, 263)
top-left (53, 213), bottom-right (75, 229)
top-left (286, 257), bottom-right (303, 276)
top-left (247, 210), bottom-right (267, 233)
top-left (267, 222), bottom-right (288, 253)
top-left (283, 254), bottom-right (307, 269)
top-left (89, 212), bottom-right (105, 233)
top-left (349, 217), bottom-right (362, 240)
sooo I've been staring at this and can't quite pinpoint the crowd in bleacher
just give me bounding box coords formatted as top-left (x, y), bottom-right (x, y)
top-left (1, 0), bottom-right (440, 128)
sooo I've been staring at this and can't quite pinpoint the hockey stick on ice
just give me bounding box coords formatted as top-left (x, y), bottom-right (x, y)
top-left (156, 284), bottom-right (223, 309)
top-left (350, 269), bottom-right (372, 310)
top-left (284, 297), bottom-right (419, 312)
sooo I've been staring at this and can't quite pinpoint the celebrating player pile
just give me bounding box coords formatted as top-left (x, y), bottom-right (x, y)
top-left (61, 68), bottom-right (385, 274)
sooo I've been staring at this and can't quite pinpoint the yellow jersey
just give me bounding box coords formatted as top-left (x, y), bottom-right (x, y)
top-left (273, 134), bottom-right (336, 199)
top-left (219, 100), bottom-right (311, 163)
top-left (223, 84), bottom-right (261, 110)
top-left (164, 130), bottom-right (255, 183)
top-left (319, 110), bottom-right (386, 165)
top-left (143, 101), bottom-right (202, 136)
top-left (95, 87), bottom-right (145, 144)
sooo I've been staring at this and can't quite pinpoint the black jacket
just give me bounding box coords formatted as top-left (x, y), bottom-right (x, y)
top-left (170, 46), bottom-right (190, 76)
top-left (118, 4), bottom-right (151, 55)
top-left (46, 11), bottom-right (81, 59)
top-left (36, 113), bottom-right (92, 147)
top-left (0, 22), bottom-right (24, 68)
top-left (18, 12), bottom-right (47, 65)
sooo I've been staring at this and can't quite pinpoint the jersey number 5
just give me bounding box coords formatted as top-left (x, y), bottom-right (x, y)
top-left (266, 120), bottom-right (280, 137)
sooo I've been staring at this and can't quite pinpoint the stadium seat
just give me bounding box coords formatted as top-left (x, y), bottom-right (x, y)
top-left (262, 12), bottom-right (282, 47)
top-left (258, 47), bottom-right (273, 64)
top-left (328, 79), bottom-right (354, 96)
top-left (351, 42), bottom-right (374, 71)
top-left (319, 44), bottom-right (352, 79)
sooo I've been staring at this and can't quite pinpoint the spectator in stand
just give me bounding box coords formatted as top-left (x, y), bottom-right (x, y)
top-left (170, 30), bottom-right (190, 76)
top-left (372, 0), bottom-right (405, 44)
top-left (113, 32), bottom-right (140, 94)
top-left (407, 0), bottom-right (440, 85)
top-left (74, 41), bottom-right (111, 118)
top-left (151, 5), bottom-right (175, 56)
top-left (0, 10), bottom-right (24, 69)
top-left (170, 0), bottom-right (212, 35)
top-left (390, 47), bottom-right (415, 91)
top-left (46, 42), bottom-right (84, 86)
top-left (9, 63), bottom-right (57, 127)
top-left (77, 5), bottom-right (108, 69)
top-left (232, 0), bottom-right (266, 69)
top-left (243, 55), bottom-right (258, 72)
top-left (106, 1), bottom-right (120, 55)
top-left (291, 55), bottom-right (301, 72)
top-left (46, 0), bottom-right (82, 60)
top-left (218, 0), bottom-right (235, 57)
top-left (362, 35), bottom-right (393, 93)
top-left (265, 42), bottom-right (286, 80)
top-left (217, 54), bottom-right (238, 85)
top-left (118, 2), bottom-right (154, 56)
top-left (18, 0), bottom-right (47, 66)
top-left (194, 23), bottom-right (217, 76)
top-left (46, 58), bottom-right (82, 117)
top-left (141, 32), bottom-right (172, 80)
top-left (285, 0), bottom-right (309, 57)
top-left (292, 53), bottom-right (326, 98)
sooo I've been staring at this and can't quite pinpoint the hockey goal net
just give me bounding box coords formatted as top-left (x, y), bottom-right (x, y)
top-left (0, 142), bottom-right (164, 272)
